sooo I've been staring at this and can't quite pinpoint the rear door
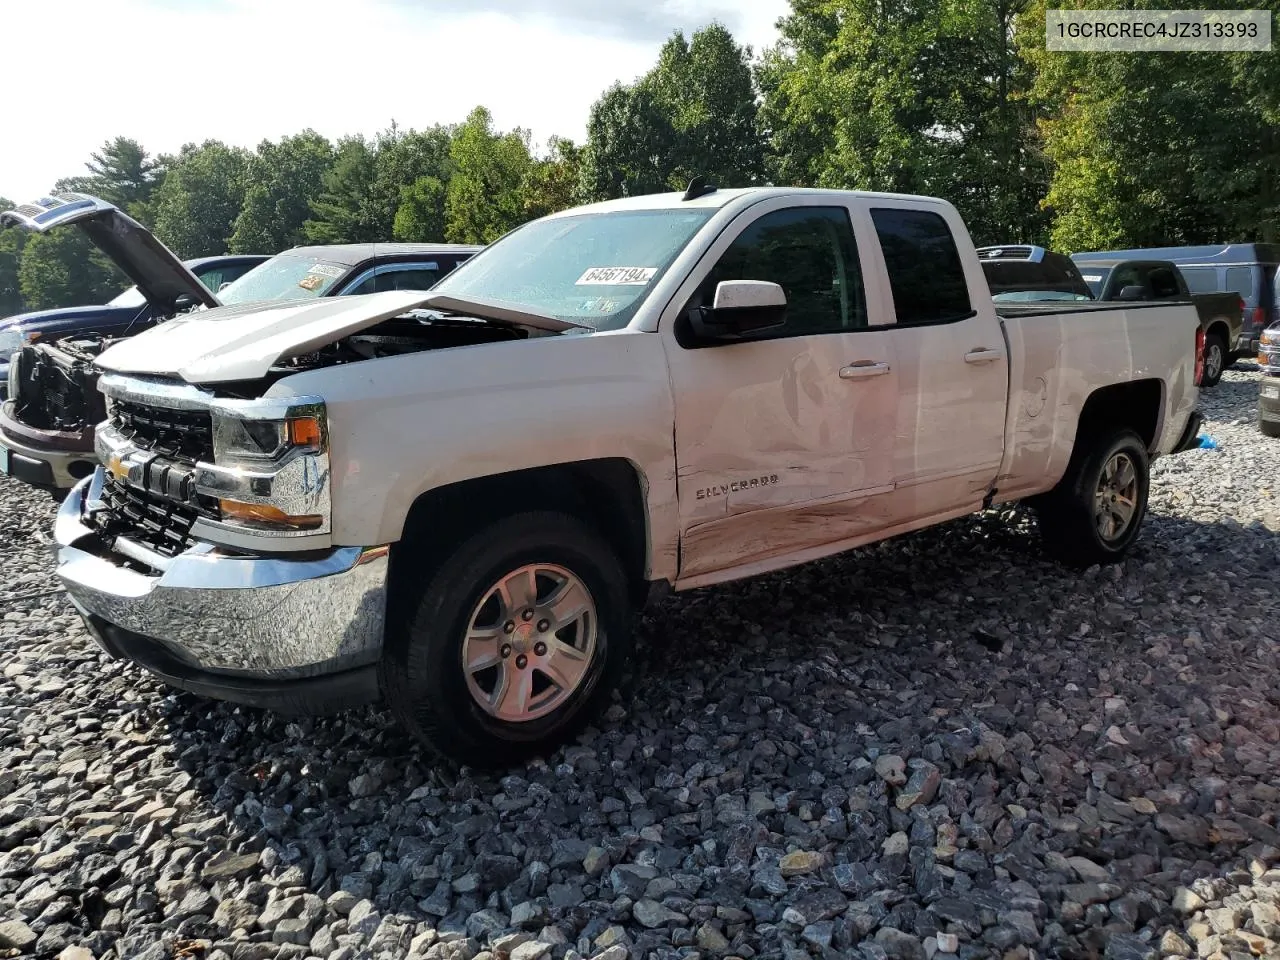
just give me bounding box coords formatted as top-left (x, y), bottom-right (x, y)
top-left (862, 202), bottom-right (1008, 517)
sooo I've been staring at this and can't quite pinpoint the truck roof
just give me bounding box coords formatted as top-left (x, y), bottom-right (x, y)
top-left (557, 186), bottom-right (954, 217)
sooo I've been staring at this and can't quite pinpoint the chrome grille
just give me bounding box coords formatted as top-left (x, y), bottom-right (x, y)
top-left (110, 399), bottom-right (214, 463)
top-left (99, 473), bottom-right (207, 558)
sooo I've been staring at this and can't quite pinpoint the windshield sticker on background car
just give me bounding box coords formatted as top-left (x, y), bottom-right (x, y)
top-left (576, 266), bottom-right (657, 286)
top-left (1083, 275), bottom-right (1103, 283)
top-left (306, 263), bottom-right (345, 279)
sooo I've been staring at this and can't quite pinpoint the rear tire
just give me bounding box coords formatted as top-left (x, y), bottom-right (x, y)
top-left (380, 511), bottom-right (633, 768)
top-left (1034, 428), bottom-right (1150, 568)
top-left (1202, 332), bottom-right (1227, 388)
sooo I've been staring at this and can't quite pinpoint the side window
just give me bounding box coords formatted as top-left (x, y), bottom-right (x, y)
top-left (700, 207), bottom-right (866, 337)
top-left (1180, 267), bottom-right (1219, 294)
top-left (1226, 266), bottom-right (1254, 301)
top-left (1147, 266), bottom-right (1182, 299)
top-left (1109, 264), bottom-right (1144, 296)
top-left (870, 208), bottom-right (972, 324)
top-left (345, 274), bottom-right (377, 296)
top-left (377, 266), bottom-right (440, 293)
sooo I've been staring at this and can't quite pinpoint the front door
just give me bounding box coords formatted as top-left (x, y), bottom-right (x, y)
top-left (661, 199), bottom-right (901, 584)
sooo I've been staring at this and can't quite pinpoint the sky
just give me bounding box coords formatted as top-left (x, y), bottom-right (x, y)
top-left (0, 0), bottom-right (790, 202)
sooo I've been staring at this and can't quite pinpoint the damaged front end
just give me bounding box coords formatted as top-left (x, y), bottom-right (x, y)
top-left (0, 337), bottom-right (118, 490)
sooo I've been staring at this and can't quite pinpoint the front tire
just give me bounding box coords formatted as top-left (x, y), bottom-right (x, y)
top-left (1034, 428), bottom-right (1150, 568)
top-left (381, 511), bottom-right (633, 767)
top-left (1202, 332), bottom-right (1227, 388)
top-left (1261, 417), bottom-right (1280, 439)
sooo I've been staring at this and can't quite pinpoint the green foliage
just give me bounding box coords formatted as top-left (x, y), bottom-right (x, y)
top-left (445, 107), bottom-right (536, 244)
top-left (152, 141), bottom-right (251, 258)
top-left (231, 131), bottom-right (335, 254)
top-left (0, 197), bottom-right (24, 317)
top-left (1023, 0), bottom-right (1280, 249)
top-left (759, 0), bottom-right (1048, 245)
top-left (17, 229), bottom-right (123, 311)
top-left (56, 137), bottom-right (164, 226)
top-left (393, 176), bottom-right (448, 242)
top-left (579, 23), bottom-right (765, 200)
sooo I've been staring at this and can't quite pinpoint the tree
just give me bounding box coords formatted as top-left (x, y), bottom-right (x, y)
top-left (759, 0), bottom-right (1049, 246)
top-left (57, 137), bottom-right (164, 226)
top-left (306, 124), bottom-right (455, 244)
top-left (231, 130), bottom-right (335, 254)
top-left (579, 23), bottom-right (765, 201)
top-left (393, 176), bottom-right (448, 242)
top-left (522, 137), bottom-right (583, 220)
top-left (151, 141), bottom-right (251, 257)
top-left (1020, 0), bottom-right (1276, 248)
top-left (0, 198), bottom-right (24, 317)
top-left (17, 229), bottom-right (123, 311)
top-left (445, 107), bottom-right (535, 243)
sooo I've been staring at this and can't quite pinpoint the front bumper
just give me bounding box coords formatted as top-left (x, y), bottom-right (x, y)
top-left (55, 475), bottom-right (388, 713)
top-left (0, 416), bottom-right (97, 490)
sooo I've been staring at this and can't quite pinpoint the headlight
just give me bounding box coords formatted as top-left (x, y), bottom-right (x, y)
top-left (1262, 330), bottom-right (1277, 347)
top-left (206, 397), bottom-right (330, 532)
top-left (210, 399), bottom-right (326, 467)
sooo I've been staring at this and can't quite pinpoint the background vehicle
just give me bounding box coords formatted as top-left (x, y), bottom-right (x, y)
top-left (1070, 256), bottom-right (1243, 387)
top-left (0, 253), bottom-right (268, 401)
top-left (1259, 325), bottom-right (1280, 437)
top-left (52, 185), bottom-right (1203, 766)
top-left (976, 244), bottom-right (1095, 302)
top-left (0, 193), bottom-right (481, 494)
top-left (1073, 243), bottom-right (1277, 356)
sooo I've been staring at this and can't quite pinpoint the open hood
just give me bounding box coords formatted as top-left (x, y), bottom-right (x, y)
top-left (0, 193), bottom-right (219, 314)
top-left (95, 289), bottom-right (585, 383)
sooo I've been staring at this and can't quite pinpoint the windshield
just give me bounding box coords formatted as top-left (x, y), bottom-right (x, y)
top-left (1078, 267), bottom-right (1110, 298)
top-left (216, 254), bottom-right (348, 305)
top-left (431, 208), bottom-right (716, 330)
top-left (107, 285), bottom-right (146, 308)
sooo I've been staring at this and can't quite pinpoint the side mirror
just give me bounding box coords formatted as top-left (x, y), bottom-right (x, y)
top-left (1117, 285), bottom-right (1147, 302)
top-left (689, 280), bottom-right (788, 341)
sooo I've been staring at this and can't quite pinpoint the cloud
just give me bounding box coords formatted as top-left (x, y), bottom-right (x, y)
top-left (0, 0), bottom-right (788, 202)
top-left (396, 0), bottom-right (746, 43)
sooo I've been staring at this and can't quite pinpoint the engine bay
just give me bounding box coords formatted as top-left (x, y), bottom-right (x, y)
top-left (10, 336), bottom-right (116, 433)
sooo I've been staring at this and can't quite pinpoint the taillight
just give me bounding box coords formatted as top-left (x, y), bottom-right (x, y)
top-left (1253, 306), bottom-right (1266, 329)
top-left (1194, 328), bottom-right (1206, 387)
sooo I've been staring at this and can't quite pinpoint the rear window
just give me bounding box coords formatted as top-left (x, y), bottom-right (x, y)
top-left (982, 256), bottom-right (1092, 301)
top-left (1226, 266), bottom-right (1255, 302)
top-left (870, 208), bottom-right (972, 324)
top-left (1179, 266), bottom-right (1219, 295)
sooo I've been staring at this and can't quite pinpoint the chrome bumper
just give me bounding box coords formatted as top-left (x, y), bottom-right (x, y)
top-left (55, 477), bottom-right (390, 681)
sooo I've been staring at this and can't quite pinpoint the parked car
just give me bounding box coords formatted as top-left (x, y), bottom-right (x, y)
top-left (976, 244), bottom-right (1095, 302)
top-left (51, 184), bottom-right (1203, 765)
top-left (0, 252), bottom-right (269, 402)
top-left (1069, 256), bottom-right (1243, 387)
top-left (1072, 243), bottom-right (1279, 356)
top-left (0, 193), bottom-right (482, 495)
top-left (1259, 324), bottom-right (1280, 437)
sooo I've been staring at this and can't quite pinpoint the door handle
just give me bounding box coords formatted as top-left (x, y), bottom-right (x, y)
top-left (839, 361), bottom-right (891, 380)
top-left (964, 348), bottom-right (1003, 364)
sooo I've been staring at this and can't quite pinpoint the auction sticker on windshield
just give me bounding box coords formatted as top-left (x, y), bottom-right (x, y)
top-left (576, 267), bottom-right (657, 286)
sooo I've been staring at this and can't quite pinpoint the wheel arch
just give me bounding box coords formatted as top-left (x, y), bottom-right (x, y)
top-left (1074, 378), bottom-right (1166, 455)
top-left (391, 459), bottom-right (656, 614)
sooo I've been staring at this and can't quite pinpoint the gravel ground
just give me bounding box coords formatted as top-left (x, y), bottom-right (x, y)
top-left (0, 369), bottom-right (1277, 960)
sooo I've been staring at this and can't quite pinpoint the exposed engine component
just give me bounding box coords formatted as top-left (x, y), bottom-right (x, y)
top-left (10, 337), bottom-right (115, 432)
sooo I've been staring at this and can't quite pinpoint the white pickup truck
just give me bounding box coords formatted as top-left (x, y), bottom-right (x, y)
top-left (52, 186), bottom-right (1205, 765)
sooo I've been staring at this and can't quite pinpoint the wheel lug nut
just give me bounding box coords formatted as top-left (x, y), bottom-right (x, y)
top-left (516, 655), bottom-right (528, 669)
top-left (522, 609), bottom-right (534, 622)
top-left (537, 620), bottom-right (550, 632)
top-left (504, 621), bottom-right (516, 634)
top-left (534, 642), bottom-right (548, 657)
